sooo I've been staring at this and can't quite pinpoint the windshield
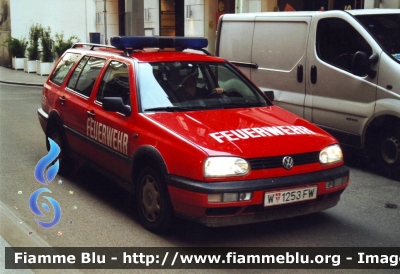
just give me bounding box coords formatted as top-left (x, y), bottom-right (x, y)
top-left (356, 14), bottom-right (400, 62)
top-left (137, 61), bottom-right (270, 112)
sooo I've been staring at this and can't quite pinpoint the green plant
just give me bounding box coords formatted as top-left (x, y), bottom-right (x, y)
top-left (40, 26), bottom-right (53, 62)
top-left (4, 37), bottom-right (28, 58)
top-left (27, 23), bottom-right (42, 60)
top-left (54, 33), bottom-right (80, 58)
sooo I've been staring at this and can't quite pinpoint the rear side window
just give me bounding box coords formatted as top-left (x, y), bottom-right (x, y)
top-left (316, 18), bottom-right (372, 72)
top-left (49, 53), bottom-right (80, 86)
top-left (67, 56), bottom-right (106, 97)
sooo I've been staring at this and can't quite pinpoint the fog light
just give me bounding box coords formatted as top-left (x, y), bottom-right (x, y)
top-left (223, 193), bottom-right (239, 202)
top-left (208, 194), bottom-right (222, 202)
top-left (208, 192), bottom-right (253, 203)
top-left (326, 175), bottom-right (348, 189)
top-left (239, 192), bottom-right (252, 201)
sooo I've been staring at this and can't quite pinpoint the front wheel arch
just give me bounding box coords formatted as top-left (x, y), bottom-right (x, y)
top-left (131, 146), bottom-right (174, 233)
top-left (131, 146), bottom-right (169, 187)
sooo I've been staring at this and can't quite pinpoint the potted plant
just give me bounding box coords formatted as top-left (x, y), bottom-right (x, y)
top-left (25, 24), bottom-right (42, 73)
top-left (37, 26), bottom-right (54, 76)
top-left (5, 37), bottom-right (28, 70)
top-left (54, 32), bottom-right (80, 59)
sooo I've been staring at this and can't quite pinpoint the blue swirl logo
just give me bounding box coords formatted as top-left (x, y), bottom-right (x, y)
top-left (29, 138), bottom-right (62, 228)
top-left (34, 138), bottom-right (60, 185)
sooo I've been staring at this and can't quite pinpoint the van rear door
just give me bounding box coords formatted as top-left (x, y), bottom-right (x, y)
top-left (251, 15), bottom-right (311, 118)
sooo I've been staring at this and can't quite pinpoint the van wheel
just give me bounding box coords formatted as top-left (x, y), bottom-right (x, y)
top-left (136, 166), bottom-right (173, 233)
top-left (47, 126), bottom-right (72, 176)
top-left (375, 127), bottom-right (400, 180)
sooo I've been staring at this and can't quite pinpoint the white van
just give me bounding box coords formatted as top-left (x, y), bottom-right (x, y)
top-left (216, 9), bottom-right (400, 178)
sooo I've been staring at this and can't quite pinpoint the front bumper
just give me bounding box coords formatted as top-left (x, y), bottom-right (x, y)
top-left (167, 165), bottom-right (349, 227)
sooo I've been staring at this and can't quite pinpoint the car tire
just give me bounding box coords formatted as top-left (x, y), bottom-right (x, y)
top-left (47, 126), bottom-right (72, 176)
top-left (375, 126), bottom-right (400, 180)
top-left (136, 166), bottom-right (173, 233)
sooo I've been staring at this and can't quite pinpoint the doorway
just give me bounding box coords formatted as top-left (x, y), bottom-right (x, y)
top-left (160, 0), bottom-right (184, 36)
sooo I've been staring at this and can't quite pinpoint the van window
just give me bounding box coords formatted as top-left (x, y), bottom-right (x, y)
top-left (356, 14), bottom-right (400, 63)
top-left (316, 18), bottom-right (372, 72)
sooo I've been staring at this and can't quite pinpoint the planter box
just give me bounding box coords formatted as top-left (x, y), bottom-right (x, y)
top-left (24, 59), bottom-right (37, 73)
top-left (12, 57), bottom-right (25, 70)
top-left (36, 60), bottom-right (54, 76)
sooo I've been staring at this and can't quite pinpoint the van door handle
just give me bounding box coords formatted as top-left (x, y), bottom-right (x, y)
top-left (311, 66), bottom-right (317, 84)
top-left (297, 65), bottom-right (303, 83)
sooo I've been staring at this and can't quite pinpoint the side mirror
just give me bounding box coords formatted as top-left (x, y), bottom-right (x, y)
top-left (351, 51), bottom-right (368, 76)
top-left (103, 97), bottom-right (131, 116)
top-left (367, 53), bottom-right (379, 79)
top-left (351, 51), bottom-right (378, 79)
top-left (263, 90), bottom-right (274, 102)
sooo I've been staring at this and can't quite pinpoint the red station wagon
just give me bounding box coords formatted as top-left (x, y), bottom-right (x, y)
top-left (38, 36), bottom-right (349, 232)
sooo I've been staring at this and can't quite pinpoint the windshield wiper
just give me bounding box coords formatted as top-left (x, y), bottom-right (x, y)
top-left (143, 106), bottom-right (194, 112)
top-left (144, 102), bottom-right (265, 112)
top-left (217, 102), bottom-right (266, 109)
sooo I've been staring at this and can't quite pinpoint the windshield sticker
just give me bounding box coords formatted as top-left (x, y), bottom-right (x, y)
top-left (209, 126), bottom-right (316, 143)
top-left (87, 118), bottom-right (128, 155)
top-left (392, 54), bottom-right (400, 61)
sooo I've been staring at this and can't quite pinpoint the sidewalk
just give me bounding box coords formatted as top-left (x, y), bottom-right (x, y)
top-left (0, 66), bottom-right (47, 87)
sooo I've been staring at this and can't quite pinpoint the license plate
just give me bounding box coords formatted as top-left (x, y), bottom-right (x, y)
top-left (264, 186), bottom-right (317, 207)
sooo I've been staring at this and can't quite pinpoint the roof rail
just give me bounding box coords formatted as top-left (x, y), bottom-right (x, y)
top-left (72, 43), bottom-right (116, 50)
top-left (110, 36), bottom-right (211, 55)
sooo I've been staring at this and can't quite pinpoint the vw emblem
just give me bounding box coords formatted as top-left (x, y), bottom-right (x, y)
top-left (282, 156), bottom-right (294, 170)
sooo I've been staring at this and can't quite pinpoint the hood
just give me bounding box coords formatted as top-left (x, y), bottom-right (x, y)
top-left (145, 106), bottom-right (337, 158)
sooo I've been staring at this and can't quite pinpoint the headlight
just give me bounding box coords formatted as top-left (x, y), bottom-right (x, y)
top-left (319, 144), bottom-right (343, 165)
top-left (204, 157), bottom-right (250, 178)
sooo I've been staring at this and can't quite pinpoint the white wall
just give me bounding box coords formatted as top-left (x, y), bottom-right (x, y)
top-left (9, 0), bottom-right (121, 44)
top-left (237, 0), bottom-right (277, 13)
top-left (204, 0), bottom-right (216, 53)
top-left (185, 0), bottom-right (205, 37)
top-left (144, 0), bottom-right (159, 36)
top-left (95, 0), bottom-right (119, 43)
top-left (380, 0), bottom-right (400, 8)
top-left (362, 0), bottom-right (400, 8)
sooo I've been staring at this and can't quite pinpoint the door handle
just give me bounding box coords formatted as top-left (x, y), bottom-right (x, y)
top-left (311, 65), bottom-right (317, 84)
top-left (59, 96), bottom-right (66, 104)
top-left (297, 64), bottom-right (303, 83)
top-left (86, 110), bottom-right (95, 117)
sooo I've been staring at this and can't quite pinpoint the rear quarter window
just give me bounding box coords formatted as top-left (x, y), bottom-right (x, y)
top-left (66, 56), bottom-right (106, 97)
top-left (50, 53), bottom-right (81, 86)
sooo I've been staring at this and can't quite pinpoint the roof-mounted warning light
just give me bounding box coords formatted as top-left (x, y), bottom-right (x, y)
top-left (110, 36), bottom-right (210, 55)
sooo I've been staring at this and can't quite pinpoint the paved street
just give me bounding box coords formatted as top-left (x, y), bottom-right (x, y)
top-left (0, 68), bottom-right (399, 274)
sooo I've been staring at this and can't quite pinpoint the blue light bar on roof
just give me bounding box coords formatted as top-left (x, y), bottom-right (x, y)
top-left (110, 36), bottom-right (208, 50)
top-left (110, 36), bottom-right (158, 49)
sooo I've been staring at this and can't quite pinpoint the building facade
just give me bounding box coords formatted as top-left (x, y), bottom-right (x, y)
top-left (1, 0), bottom-right (399, 67)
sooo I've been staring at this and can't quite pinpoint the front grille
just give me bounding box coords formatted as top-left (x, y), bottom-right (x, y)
top-left (248, 152), bottom-right (320, 170)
